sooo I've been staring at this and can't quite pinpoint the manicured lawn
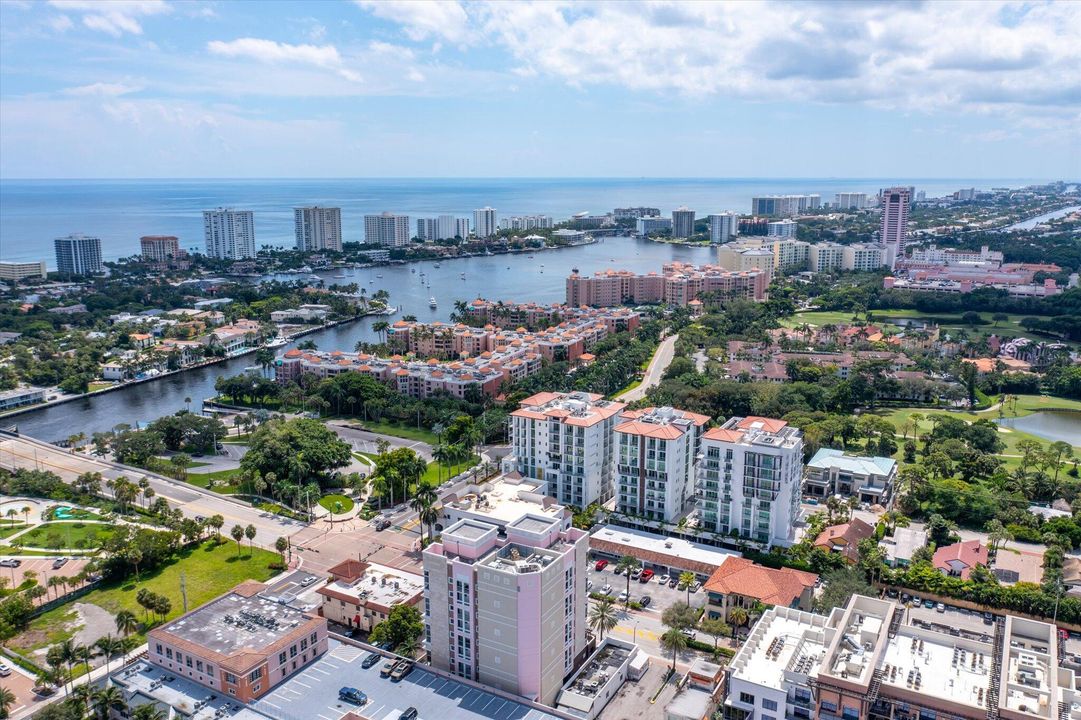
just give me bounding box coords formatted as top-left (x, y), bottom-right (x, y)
top-left (421, 454), bottom-right (480, 485)
top-left (319, 494), bottom-right (355, 514)
top-left (185, 467), bottom-right (242, 493)
top-left (23, 540), bottom-right (279, 642)
top-left (348, 420), bottom-right (439, 445)
top-left (88, 382), bottom-right (113, 392)
top-left (613, 378), bottom-right (642, 399)
top-left (0, 523), bottom-right (28, 539)
top-left (14, 522), bottom-right (115, 550)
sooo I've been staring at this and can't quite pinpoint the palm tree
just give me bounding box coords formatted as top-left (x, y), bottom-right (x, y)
top-left (22, 505), bottom-right (30, 524)
top-left (588, 598), bottom-right (618, 639)
top-left (245, 524), bottom-right (257, 555)
top-left (373, 320), bottom-right (390, 343)
top-left (75, 643), bottom-right (93, 678)
top-left (231, 524), bottom-right (245, 557)
top-left (660, 628), bottom-right (688, 670)
top-left (728, 607), bottom-right (749, 639)
top-left (678, 571), bottom-right (696, 605)
top-left (131, 704), bottom-right (167, 720)
top-left (0, 686), bottom-right (15, 719)
top-left (615, 555), bottom-right (641, 607)
top-left (93, 686), bottom-right (127, 720)
top-left (115, 609), bottom-right (138, 638)
top-left (96, 635), bottom-right (124, 675)
top-left (275, 536), bottom-right (290, 566)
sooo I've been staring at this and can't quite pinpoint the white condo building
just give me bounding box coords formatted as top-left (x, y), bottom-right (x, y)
top-left (473, 207), bottom-right (498, 238)
top-left (294, 206), bottom-right (342, 252)
top-left (767, 219), bottom-right (798, 238)
top-left (614, 407), bottom-right (709, 522)
top-left (506, 392), bottom-right (625, 508)
top-left (698, 416), bottom-right (804, 547)
top-left (879, 187), bottom-right (910, 269)
top-left (807, 242), bottom-right (846, 273)
top-left (54, 234), bottom-right (103, 275)
top-left (203, 208), bottom-right (255, 260)
top-left (422, 515), bottom-right (588, 706)
top-left (835, 192), bottom-right (868, 210)
top-left (708, 213), bottom-right (738, 244)
top-left (364, 212), bottom-right (411, 247)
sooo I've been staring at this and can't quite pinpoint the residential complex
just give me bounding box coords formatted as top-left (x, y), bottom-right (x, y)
top-left (506, 391), bottom-right (625, 507)
top-left (835, 192), bottom-right (869, 209)
top-left (751, 194), bottom-right (821, 216)
top-left (146, 580), bottom-right (327, 703)
top-left (884, 261), bottom-right (1072, 298)
top-left (672, 206), bottom-right (696, 238)
top-left (614, 206), bottom-right (660, 219)
top-left (499, 214), bottom-right (553, 231)
top-left (708, 212), bottom-right (738, 243)
top-left (316, 559), bottom-right (423, 633)
top-left (767, 219), bottom-right (798, 238)
top-left (703, 557), bottom-right (817, 623)
top-left (364, 211), bottom-right (411, 247)
top-left (804, 448), bottom-right (897, 505)
top-left (880, 186), bottom-right (911, 268)
top-left (417, 214), bottom-right (468, 241)
top-left (422, 515), bottom-right (589, 705)
top-left (635, 216), bottom-right (672, 235)
top-left (294, 206), bottom-right (342, 252)
top-left (54, 233), bottom-right (103, 275)
top-left (139, 235), bottom-right (181, 262)
top-left (0, 260), bottom-right (47, 281)
top-left (717, 236), bottom-right (889, 275)
top-left (697, 416), bottom-right (804, 546)
top-left (565, 262), bottom-right (769, 307)
top-left (614, 406), bottom-right (709, 522)
top-left (473, 206), bottom-right (498, 238)
top-left (726, 593), bottom-right (1077, 720)
top-left (439, 474), bottom-right (570, 533)
top-left (203, 208), bottom-right (255, 260)
top-left (907, 244), bottom-right (1004, 267)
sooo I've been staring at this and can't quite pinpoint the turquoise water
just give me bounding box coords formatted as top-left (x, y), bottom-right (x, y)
top-left (0, 177), bottom-right (1044, 266)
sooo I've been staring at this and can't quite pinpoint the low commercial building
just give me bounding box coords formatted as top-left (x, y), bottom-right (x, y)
top-left (0, 386), bottom-right (47, 411)
top-left (439, 474), bottom-right (569, 533)
top-left (556, 638), bottom-right (645, 719)
top-left (589, 524), bottom-right (740, 580)
top-left (146, 581), bottom-right (328, 703)
top-left (803, 448), bottom-right (897, 505)
top-left (316, 560), bottom-right (423, 633)
top-left (665, 658), bottom-right (724, 720)
top-left (0, 260), bottom-right (47, 281)
top-left (703, 557), bottom-right (817, 623)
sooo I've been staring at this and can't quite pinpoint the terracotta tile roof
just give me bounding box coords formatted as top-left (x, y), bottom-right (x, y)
top-left (933, 540), bottom-right (988, 580)
top-left (613, 420), bottom-right (684, 440)
top-left (734, 416), bottom-right (788, 433)
top-left (702, 428), bottom-right (745, 443)
top-left (814, 518), bottom-right (875, 563)
top-left (704, 558), bottom-right (818, 606)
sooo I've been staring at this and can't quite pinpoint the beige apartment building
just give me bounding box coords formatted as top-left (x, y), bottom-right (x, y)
top-left (316, 559), bottom-right (423, 633)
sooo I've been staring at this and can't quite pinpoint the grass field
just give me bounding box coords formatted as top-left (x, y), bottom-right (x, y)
top-left (421, 454), bottom-right (481, 486)
top-left (14, 522), bottom-right (115, 550)
top-left (184, 467), bottom-right (243, 493)
top-left (347, 419), bottom-right (439, 445)
top-left (783, 309), bottom-right (1078, 347)
top-left (319, 494), bottom-right (355, 514)
top-left (13, 540), bottom-right (278, 651)
top-left (0, 523), bottom-right (28, 539)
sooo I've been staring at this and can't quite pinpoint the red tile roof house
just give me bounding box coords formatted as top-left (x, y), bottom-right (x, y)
top-left (814, 518), bottom-right (875, 563)
top-left (703, 557), bottom-right (818, 623)
top-left (933, 540), bottom-right (989, 580)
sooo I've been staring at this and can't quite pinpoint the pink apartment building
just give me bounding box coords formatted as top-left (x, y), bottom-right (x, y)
top-left (566, 262), bottom-right (768, 307)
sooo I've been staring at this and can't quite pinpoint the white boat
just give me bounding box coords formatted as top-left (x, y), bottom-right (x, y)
top-left (298, 265), bottom-right (312, 273)
top-left (433, 263), bottom-right (441, 268)
top-left (265, 336), bottom-right (288, 348)
top-left (376, 274), bottom-right (383, 278)
top-left (429, 297), bottom-right (438, 308)
top-left (334, 271), bottom-right (346, 278)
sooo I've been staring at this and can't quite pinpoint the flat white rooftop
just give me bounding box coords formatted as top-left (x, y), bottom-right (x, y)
top-left (443, 475), bottom-right (564, 528)
top-left (728, 607), bottom-right (830, 692)
top-left (590, 525), bottom-right (740, 571)
top-left (318, 562), bottom-right (423, 607)
top-left (881, 628), bottom-right (991, 711)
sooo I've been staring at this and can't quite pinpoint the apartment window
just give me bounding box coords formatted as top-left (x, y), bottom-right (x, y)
top-left (206, 665), bottom-right (214, 676)
top-left (290, 645), bottom-right (298, 658)
top-left (279, 652), bottom-right (286, 664)
top-left (917, 712), bottom-right (936, 720)
top-left (300, 639), bottom-right (308, 651)
top-left (310, 632), bottom-right (317, 645)
top-left (253, 684), bottom-right (261, 693)
top-left (248, 667), bottom-right (263, 682)
top-left (224, 672), bottom-right (237, 684)
top-left (186, 657), bottom-right (193, 668)
top-left (739, 692), bottom-right (755, 705)
top-left (165, 648), bottom-right (172, 659)
top-left (820, 700), bottom-right (838, 713)
top-left (196, 661), bottom-right (203, 673)
top-left (762, 699), bottom-right (778, 711)
top-left (155, 643), bottom-right (163, 655)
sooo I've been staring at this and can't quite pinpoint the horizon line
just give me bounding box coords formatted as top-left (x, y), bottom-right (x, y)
top-left (0, 175), bottom-right (1058, 182)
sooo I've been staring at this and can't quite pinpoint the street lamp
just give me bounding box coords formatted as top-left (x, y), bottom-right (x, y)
top-left (633, 621), bottom-right (640, 645)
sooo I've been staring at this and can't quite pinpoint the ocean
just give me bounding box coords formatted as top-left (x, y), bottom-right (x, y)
top-left (0, 177), bottom-right (1046, 267)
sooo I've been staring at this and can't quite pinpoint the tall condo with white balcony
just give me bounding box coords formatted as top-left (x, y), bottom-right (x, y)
top-left (203, 208), bottom-right (255, 259)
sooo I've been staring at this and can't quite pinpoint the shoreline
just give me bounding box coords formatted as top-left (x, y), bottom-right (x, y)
top-left (0, 311), bottom-right (387, 424)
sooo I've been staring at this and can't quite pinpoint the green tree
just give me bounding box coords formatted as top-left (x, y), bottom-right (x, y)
top-left (698, 617), bottom-right (731, 650)
top-left (244, 524), bottom-right (257, 554)
top-left (660, 628), bottom-right (688, 670)
top-left (661, 601), bottom-right (698, 630)
top-left (817, 566), bottom-right (874, 612)
top-left (368, 604), bottom-right (424, 651)
top-left (727, 607), bottom-right (749, 638)
top-left (678, 571), bottom-right (696, 605)
top-left (615, 555), bottom-right (640, 608)
top-left (588, 597), bottom-right (618, 639)
top-left (275, 536), bottom-right (290, 565)
top-left (115, 610), bottom-right (138, 637)
top-left (230, 524), bottom-right (245, 557)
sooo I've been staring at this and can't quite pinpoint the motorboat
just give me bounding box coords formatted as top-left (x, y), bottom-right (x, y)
top-left (429, 297), bottom-right (438, 308)
top-left (264, 336), bottom-right (288, 348)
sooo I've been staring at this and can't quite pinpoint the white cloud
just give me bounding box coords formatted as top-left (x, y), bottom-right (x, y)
top-left (207, 37), bottom-right (362, 83)
top-left (48, 0), bottom-right (171, 36)
top-left (63, 82), bottom-right (142, 97)
top-left (354, 0), bottom-right (470, 44)
top-left (47, 14), bottom-right (74, 32)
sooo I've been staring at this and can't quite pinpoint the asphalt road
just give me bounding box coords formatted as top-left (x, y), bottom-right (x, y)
top-left (618, 333), bottom-right (678, 402)
top-left (0, 433), bottom-right (304, 547)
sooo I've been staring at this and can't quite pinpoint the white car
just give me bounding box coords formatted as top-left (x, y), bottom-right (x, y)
top-left (586, 580), bottom-right (594, 591)
top-left (601, 584), bottom-right (613, 595)
top-left (658, 574), bottom-right (670, 585)
top-left (617, 591), bottom-right (629, 603)
top-left (0, 661), bottom-right (11, 677)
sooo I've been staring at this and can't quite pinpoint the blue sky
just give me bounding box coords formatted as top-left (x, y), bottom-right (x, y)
top-left (0, 0), bottom-right (1078, 179)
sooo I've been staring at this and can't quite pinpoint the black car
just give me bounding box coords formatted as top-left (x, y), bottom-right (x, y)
top-left (338, 687), bottom-right (367, 705)
top-left (639, 595), bottom-right (652, 608)
top-left (361, 653), bottom-right (381, 669)
top-left (399, 708), bottom-right (418, 720)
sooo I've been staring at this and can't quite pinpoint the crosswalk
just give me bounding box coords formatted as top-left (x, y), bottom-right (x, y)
top-left (612, 625), bottom-right (659, 642)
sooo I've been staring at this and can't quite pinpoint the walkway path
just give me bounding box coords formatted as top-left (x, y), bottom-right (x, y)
top-left (617, 333), bottom-right (679, 402)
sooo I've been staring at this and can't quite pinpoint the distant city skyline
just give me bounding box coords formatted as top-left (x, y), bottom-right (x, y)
top-left (0, 1), bottom-right (1077, 179)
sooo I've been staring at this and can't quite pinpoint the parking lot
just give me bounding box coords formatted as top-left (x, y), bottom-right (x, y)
top-left (252, 641), bottom-right (564, 720)
top-left (587, 561), bottom-right (707, 610)
top-left (0, 555), bottom-right (92, 592)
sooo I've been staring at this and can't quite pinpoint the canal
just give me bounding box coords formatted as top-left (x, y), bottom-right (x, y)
top-left (12, 237), bottom-right (715, 441)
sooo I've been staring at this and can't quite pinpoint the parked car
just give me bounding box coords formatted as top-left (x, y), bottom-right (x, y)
top-left (399, 708), bottom-right (418, 720)
top-left (923, 599), bottom-right (935, 609)
top-left (805, 498), bottom-right (819, 505)
top-left (885, 588), bottom-right (898, 598)
top-left (338, 687), bottom-right (367, 705)
top-left (668, 576), bottom-right (679, 588)
top-left (52, 557), bottom-right (68, 570)
top-left (680, 627), bottom-right (696, 640)
top-left (630, 568), bottom-right (642, 580)
top-left (657, 574), bottom-right (670, 585)
top-left (390, 660), bottom-right (415, 681)
top-left (600, 584), bottom-right (613, 595)
top-left (983, 612), bottom-right (994, 624)
top-left (0, 661), bottom-right (11, 677)
top-left (690, 581), bottom-right (702, 593)
top-left (595, 560), bottom-right (609, 571)
top-left (617, 591), bottom-right (629, 603)
top-left (640, 569), bottom-right (654, 583)
top-left (373, 518), bottom-right (392, 531)
top-left (936, 603), bottom-right (946, 613)
top-left (361, 653), bottom-right (381, 669)
top-left (639, 595), bottom-right (652, 608)
top-left (0, 559), bottom-right (21, 568)
top-left (586, 580), bottom-right (594, 591)
top-left (380, 659), bottom-right (399, 677)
